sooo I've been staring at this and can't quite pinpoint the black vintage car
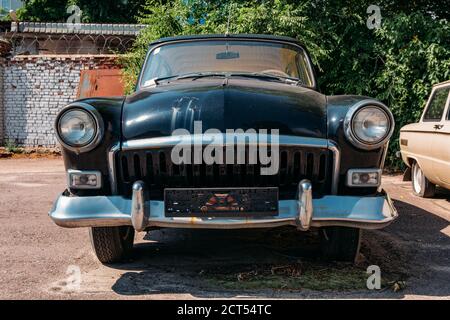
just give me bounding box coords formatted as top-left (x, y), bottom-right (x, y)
top-left (50, 34), bottom-right (397, 263)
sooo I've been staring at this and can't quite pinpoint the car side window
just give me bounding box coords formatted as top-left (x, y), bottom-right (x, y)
top-left (423, 86), bottom-right (450, 122)
top-left (447, 91), bottom-right (450, 121)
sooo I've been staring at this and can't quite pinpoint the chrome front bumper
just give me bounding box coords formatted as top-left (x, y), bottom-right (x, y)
top-left (49, 180), bottom-right (398, 231)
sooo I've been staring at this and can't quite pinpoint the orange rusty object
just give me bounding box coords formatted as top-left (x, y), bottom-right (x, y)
top-left (77, 69), bottom-right (125, 98)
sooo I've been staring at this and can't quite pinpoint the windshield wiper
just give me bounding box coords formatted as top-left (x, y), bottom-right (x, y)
top-left (180, 72), bottom-right (304, 86)
top-left (229, 72), bottom-right (304, 86)
top-left (143, 75), bottom-right (180, 86)
top-left (177, 72), bottom-right (227, 80)
top-left (146, 72), bottom-right (304, 86)
top-left (145, 72), bottom-right (226, 86)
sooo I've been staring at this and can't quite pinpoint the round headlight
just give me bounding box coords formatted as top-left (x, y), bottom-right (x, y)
top-left (59, 109), bottom-right (96, 146)
top-left (352, 107), bottom-right (390, 144)
top-left (344, 101), bottom-right (394, 150)
top-left (55, 103), bottom-right (104, 153)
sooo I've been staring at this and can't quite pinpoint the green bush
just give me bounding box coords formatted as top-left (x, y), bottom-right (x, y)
top-left (16, 0), bottom-right (146, 23)
top-left (374, 14), bottom-right (449, 168)
top-left (121, 0), bottom-right (449, 169)
top-left (5, 140), bottom-right (24, 154)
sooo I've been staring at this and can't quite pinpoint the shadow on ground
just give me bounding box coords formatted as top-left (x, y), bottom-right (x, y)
top-left (108, 195), bottom-right (450, 298)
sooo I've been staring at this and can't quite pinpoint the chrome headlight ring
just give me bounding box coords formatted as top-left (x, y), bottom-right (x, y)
top-left (55, 103), bottom-right (104, 154)
top-left (344, 100), bottom-right (395, 150)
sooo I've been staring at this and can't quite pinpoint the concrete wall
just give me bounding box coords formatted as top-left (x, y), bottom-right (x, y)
top-left (0, 55), bottom-right (121, 147)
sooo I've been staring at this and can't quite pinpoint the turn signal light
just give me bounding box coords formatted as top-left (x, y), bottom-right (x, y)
top-left (347, 169), bottom-right (382, 187)
top-left (67, 170), bottom-right (102, 189)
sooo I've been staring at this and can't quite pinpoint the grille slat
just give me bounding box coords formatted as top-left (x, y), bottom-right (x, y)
top-left (293, 151), bottom-right (301, 178)
top-left (118, 145), bottom-right (332, 199)
top-left (133, 154), bottom-right (141, 179)
top-left (306, 153), bottom-right (314, 177)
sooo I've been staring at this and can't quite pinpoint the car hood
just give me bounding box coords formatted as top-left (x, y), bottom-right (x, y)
top-left (122, 78), bottom-right (327, 141)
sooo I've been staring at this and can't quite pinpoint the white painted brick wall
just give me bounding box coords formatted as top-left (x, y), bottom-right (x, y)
top-left (0, 55), bottom-right (120, 147)
top-left (0, 58), bottom-right (4, 145)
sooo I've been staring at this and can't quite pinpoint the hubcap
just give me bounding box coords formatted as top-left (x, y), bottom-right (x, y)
top-left (413, 164), bottom-right (423, 193)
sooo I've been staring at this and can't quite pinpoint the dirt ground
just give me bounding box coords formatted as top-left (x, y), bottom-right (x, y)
top-left (0, 158), bottom-right (449, 300)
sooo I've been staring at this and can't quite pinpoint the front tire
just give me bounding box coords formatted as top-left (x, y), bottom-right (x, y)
top-left (320, 227), bottom-right (361, 262)
top-left (89, 226), bottom-right (135, 263)
top-left (411, 161), bottom-right (435, 198)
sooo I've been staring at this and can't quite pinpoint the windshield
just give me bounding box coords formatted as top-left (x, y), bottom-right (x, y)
top-left (140, 40), bottom-right (315, 87)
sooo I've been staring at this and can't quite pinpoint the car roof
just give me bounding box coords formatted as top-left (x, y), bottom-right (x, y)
top-left (149, 34), bottom-right (303, 47)
top-left (433, 80), bottom-right (450, 87)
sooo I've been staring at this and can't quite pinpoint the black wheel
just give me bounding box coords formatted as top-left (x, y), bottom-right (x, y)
top-left (320, 227), bottom-right (361, 262)
top-left (89, 226), bottom-right (135, 263)
top-left (411, 161), bottom-right (436, 198)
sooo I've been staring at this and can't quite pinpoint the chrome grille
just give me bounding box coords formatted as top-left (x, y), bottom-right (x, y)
top-left (116, 145), bottom-right (332, 200)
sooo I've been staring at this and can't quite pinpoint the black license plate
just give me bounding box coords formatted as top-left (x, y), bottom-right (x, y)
top-left (165, 187), bottom-right (279, 217)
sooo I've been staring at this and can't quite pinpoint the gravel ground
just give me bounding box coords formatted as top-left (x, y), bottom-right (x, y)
top-left (0, 158), bottom-right (449, 300)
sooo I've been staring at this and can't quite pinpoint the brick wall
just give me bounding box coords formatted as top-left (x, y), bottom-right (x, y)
top-left (0, 55), bottom-right (121, 147)
top-left (0, 57), bottom-right (4, 145)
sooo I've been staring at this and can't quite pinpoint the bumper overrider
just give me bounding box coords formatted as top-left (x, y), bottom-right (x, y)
top-left (49, 179), bottom-right (398, 231)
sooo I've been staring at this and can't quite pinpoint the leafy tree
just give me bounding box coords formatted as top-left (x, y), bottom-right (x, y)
top-left (16, 0), bottom-right (147, 23)
top-left (16, 0), bottom-right (68, 22)
top-left (71, 0), bottom-right (147, 23)
top-left (0, 7), bottom-right (9, 21)
top-left (375, 13), bottom-right (449, 167)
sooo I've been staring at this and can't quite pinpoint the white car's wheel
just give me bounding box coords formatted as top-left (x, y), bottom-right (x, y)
top-left (412, 161), bottom-right (435, 198)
